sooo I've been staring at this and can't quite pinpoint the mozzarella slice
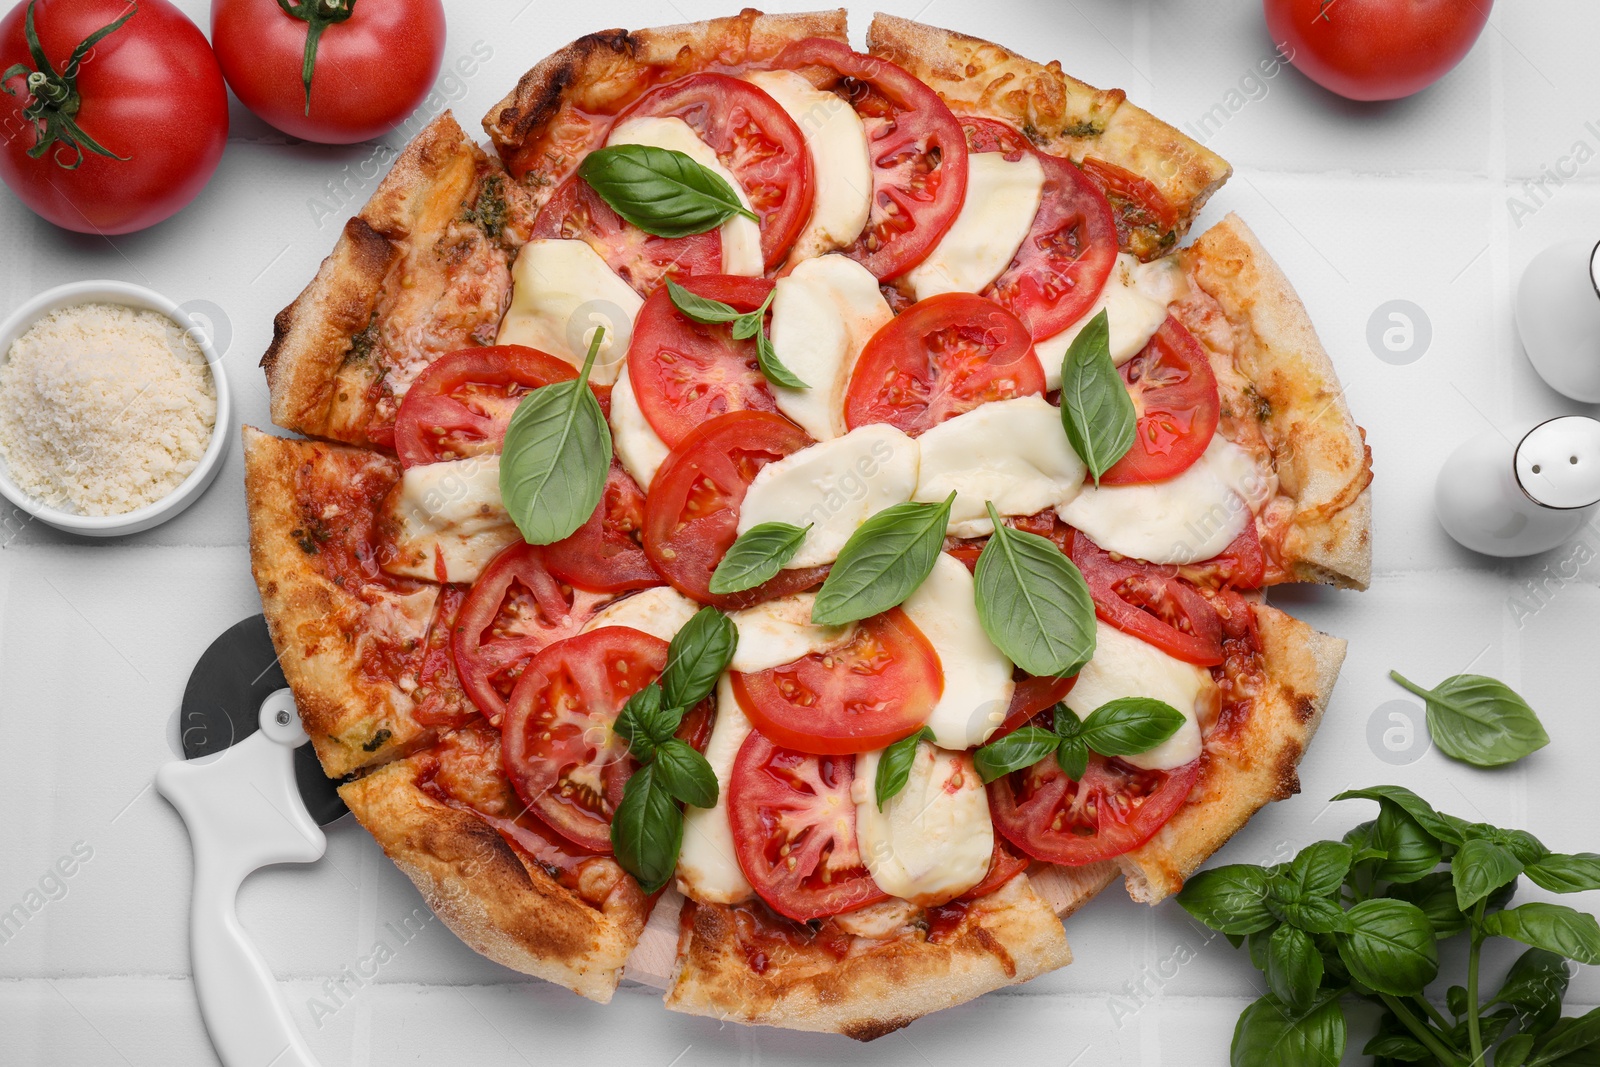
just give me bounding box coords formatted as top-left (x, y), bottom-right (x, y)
top-left (744, 70), bottom-right (871, 262)
top-left (912, 395), bottom-right (1087, 537)
top-left (580, 586), bottom-right (700, 643)
top-left (900, 553), bottom-right (1015, 749)
top-left (1056, 437), bottom-right (1274, 564)
top-left (607, 116), bottom-right (763, 277)
top-left (609, 365), bottom-right (670, 490)
top-left (1064, 621), bottom-right (1216, 771)
top-left (496, 239), bottom-right (641, 386)
top-left (904, 152), bottom-right (1045, 301)
top-left (768, 254), bottom-right (892, 441)
top-left (676, 674), bottom-right (755, 904)
top-left (380, 456), bottom-right (521, 584)
top-left (852, 741), bottom-right (993, 906)
top-left (1033, 253), bottom-right (1187, 389)
top-left (737, 423), bottom-right (919, 568)
top-left (727, 593), bottom-right (855, 673)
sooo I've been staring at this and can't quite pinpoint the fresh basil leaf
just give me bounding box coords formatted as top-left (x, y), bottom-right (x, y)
top-left (500, 329), bottom-right (612, 545)
top-left (1385, 872), bottom-right (1469, 938)
top-left (1388, 670), bottom-right (1550, 768)
top-left (1265, 924), bottom-right (1323, 1014)
top-left (661, 607), bottom-right (737, 711)
top-left (710, 522), bottom-right (811, 595)
top-left (652, 739), bottom-right (718, 809)
top-left (1177, 864), bottom-right (1277, 935)
top-left (1277, 896), bottom-right (1352, 936)
top-left (1335, 898), bottom-right (1438, 995)
top-left (1246, 925), bottom-right (1276, 971)
top-left (875, 727), bottom-right (934, 809)
top-left (974, 726), bottom-right (1060, 784)
top-left (1052, 704), bottom-right (1082, 738)
top-left (1446, 983), bottom-right (1470, 1018)
top-left (811, 495), bottom-right (953, 626)
top-left (1334, 785), bottom-right (1465, 845)
top-left (1078, 697), bottom-right (1185, 757)
top-left (1526, 853), bottom-right (1600, 895)
top-left (613, 683), bottom-right (676, 760)
top-left (579, 144), bottom-right (757, 238)
top-left (974, 503), bottom-right (1096, 676)
top-left (1496, 1033), bottom-right (1537, 1067)
top-left (1490, 948), bottom-right (1571, 1034)
top-left (1370, 803), bottom-right (1444, 884)
top-left (1454, 837), bottom-right (1527, 911)
top-left (609, 761), bottom-right (683, 893)
top-left (1361, 1031), bottom-right (1432, 1061)
top-left (753, 322), bottom-right (807, 389)
top-left (664, 277), bottom-right (744, 323)
top-left (1229, 992), bottom-right (1347, 1067)
top-left (1276, 841), bottom-right (1354, 902)
top-left (1533, 1006), bottom-right (1600, 1062)
top-left (1460, 821), bottom-right (1550, 865)
top-left (1483, 904), bottom-right (1600, 966)
top-left (1059, 309), bottom-right (1137, 485)
top-left (1056, 734), bottom-right (1089, 780)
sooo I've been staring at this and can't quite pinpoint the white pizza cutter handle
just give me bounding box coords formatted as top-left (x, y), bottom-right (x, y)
top-left (156, 689), bottom-right (326, 1067)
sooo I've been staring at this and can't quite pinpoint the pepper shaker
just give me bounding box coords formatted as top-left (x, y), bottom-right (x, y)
top-left (1435, 416), bottom-right (1600, 556)
top-left (1516, 238), bottom-right (1600, 402)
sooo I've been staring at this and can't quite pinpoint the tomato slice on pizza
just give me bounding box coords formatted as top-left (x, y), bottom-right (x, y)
top-left (393, 346), bottom-right (579, 468)
top-left (1100, 317), bottom-right (1221, 485)
top-left (531, 176), bottom-right (723, 296)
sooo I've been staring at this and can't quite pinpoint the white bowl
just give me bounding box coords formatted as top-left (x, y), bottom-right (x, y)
top-left (0, 280), bottom-right (232, 537)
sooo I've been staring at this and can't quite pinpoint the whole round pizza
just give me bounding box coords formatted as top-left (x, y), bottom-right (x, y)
top-left (244, 7), bottom-right (1373, 1039)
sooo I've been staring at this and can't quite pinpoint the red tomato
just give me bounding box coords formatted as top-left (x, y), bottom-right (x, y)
top-left (641, 411), bottom-right (827, 609)
top-left (1070, 530), bottom-right (1225, 667)
top-left (844, 293), bottom-right (1045, 436)
top-left (0, 0), bottom-right (227, 234)
top-left (732, 609), bottom-right (944, 755)
top-left (1078, 157), bottom-right (1180, 245)
top-left (617, 73), bottom-right (813, 269)
top-left (772, 38), bottom-right (967, 280)
top-left (542, 461), bottom-right (663, 593)
top-left (452, 543), bottom-right (614, 724)
top-left (989, 751), bottom-right (1201, 865)
top-left (1263, 0), bottom-right (1491, 102)
top-left (962, 118), bottom-right (1119, 341)
top-left (627, 275), bottom-right (780, 449)
top-left (393, 346), bottom-right (578, 468)
top-left (959, 837), bottom-right (1031, 901)
top-left (1099, 317), bottom-right (1220, 485)
top-left (727, 729), bottom-right (889, 920)
top-left (531, 176), bottom-right (722, 297)
top-left (1179, 523), bottom-right (1267, 591)
top-left (997, 672), bottom-right (1078, 737)
top-left (211, 0), bottom-right (445, 144)
top-left (501, 627), bottom-right (667, 851)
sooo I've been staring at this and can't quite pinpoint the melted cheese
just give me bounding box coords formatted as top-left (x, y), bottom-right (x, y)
top-left (580, 586), bottom-right (700, 643)
top-left (609, 365), bottom-right (670, 490)
top-left (768, 254), bottom-right (892, 441)
top-left (904, 152), bottom-right (1045, 301)
top-left (853, 741), bottom-right (993, 905)
top-left (900, 553), bottom-right (1015, 749)
top-left (744, 70), bottom-right (871, 262)
top-left (1064, 621), bottom-right (1215, 771)
top-left (607, 116), bottom-right (763, 277)
top-left (1033, 253), bottom-right (1187, 390)
top-left (913, 395), bottom-right (1086, 537)
top-left (1056, 437), bottom-right (1273, 564)
top-left (380, 456), bottom-right (521, 584)
top-left (727, 593), bottom-right (855, 673)
top-left (737, 423), bottom-right (919, 568)
top-left (496, 239), bottom-right (641, 386)
top-left (676, 674), bottom-right (755, 904)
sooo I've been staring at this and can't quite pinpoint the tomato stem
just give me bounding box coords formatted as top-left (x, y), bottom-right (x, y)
top-left (0, 0), bottom-right (135, 169)
top-left (275, 0), bottom-right (357, 116)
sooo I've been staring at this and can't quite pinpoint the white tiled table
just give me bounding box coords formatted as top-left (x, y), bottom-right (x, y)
top-left (2, 2), bottom-right (1597, 1063)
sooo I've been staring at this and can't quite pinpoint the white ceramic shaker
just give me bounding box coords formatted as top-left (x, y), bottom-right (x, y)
top-left (1436, 416), bottom-right (1600, 556)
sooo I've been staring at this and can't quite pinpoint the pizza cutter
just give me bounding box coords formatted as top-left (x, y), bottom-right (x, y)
top-left (156, 615), bottom-right (345, 1067)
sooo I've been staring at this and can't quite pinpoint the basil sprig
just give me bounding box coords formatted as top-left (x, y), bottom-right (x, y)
top-left (665, 279), bottom-right (806, 389)
top-left (579, 144), bottom-right (757, 238)
top-left (499, 328), bottom-right (612, 545)
top-left (874, 726), bottom-right (934, 809)
top-left (1388, 670), bottom-right (1549, 768)
top-left (973, 502), bottom-right (1096, 677)
top-left (973, 698), bottom-right (1184, 783)
top-left (609, 607), bottom-right (735, 892)
top-left (810, 494), bottom-right (954, 626)
top-left (1059, 309), bottom-right (1136, 484)
top-left (710, 521), bottom-right (812, 595)
top-left (1176, 784), bottom-right (1600, 1067)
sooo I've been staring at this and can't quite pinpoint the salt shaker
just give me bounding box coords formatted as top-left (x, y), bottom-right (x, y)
top-left (1516, 238), bottom-right (1600, 402)
top-left (1436, 416), bottom-right (1600, 556)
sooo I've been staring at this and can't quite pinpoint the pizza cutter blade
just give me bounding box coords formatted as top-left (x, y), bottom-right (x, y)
top-left (156, 615), bottom-right (344, 1067)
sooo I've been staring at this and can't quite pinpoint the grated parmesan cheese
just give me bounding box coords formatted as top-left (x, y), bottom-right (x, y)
top-left (0, 302), bottom-right (217, 516)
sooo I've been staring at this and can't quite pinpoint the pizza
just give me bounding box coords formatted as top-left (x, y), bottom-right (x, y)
top-left (243, 8), bottom-right (1372, 1039)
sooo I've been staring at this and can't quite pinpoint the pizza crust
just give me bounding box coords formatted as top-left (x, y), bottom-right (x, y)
top-left (663, 875), bottom-right (1071, 1039)
top-left (865, 13), bottom-right (1232, 259)
top-left (339, 756), bottom-right (645, 1003)
top-left (1178, 213), bottom-right (1373, 590)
